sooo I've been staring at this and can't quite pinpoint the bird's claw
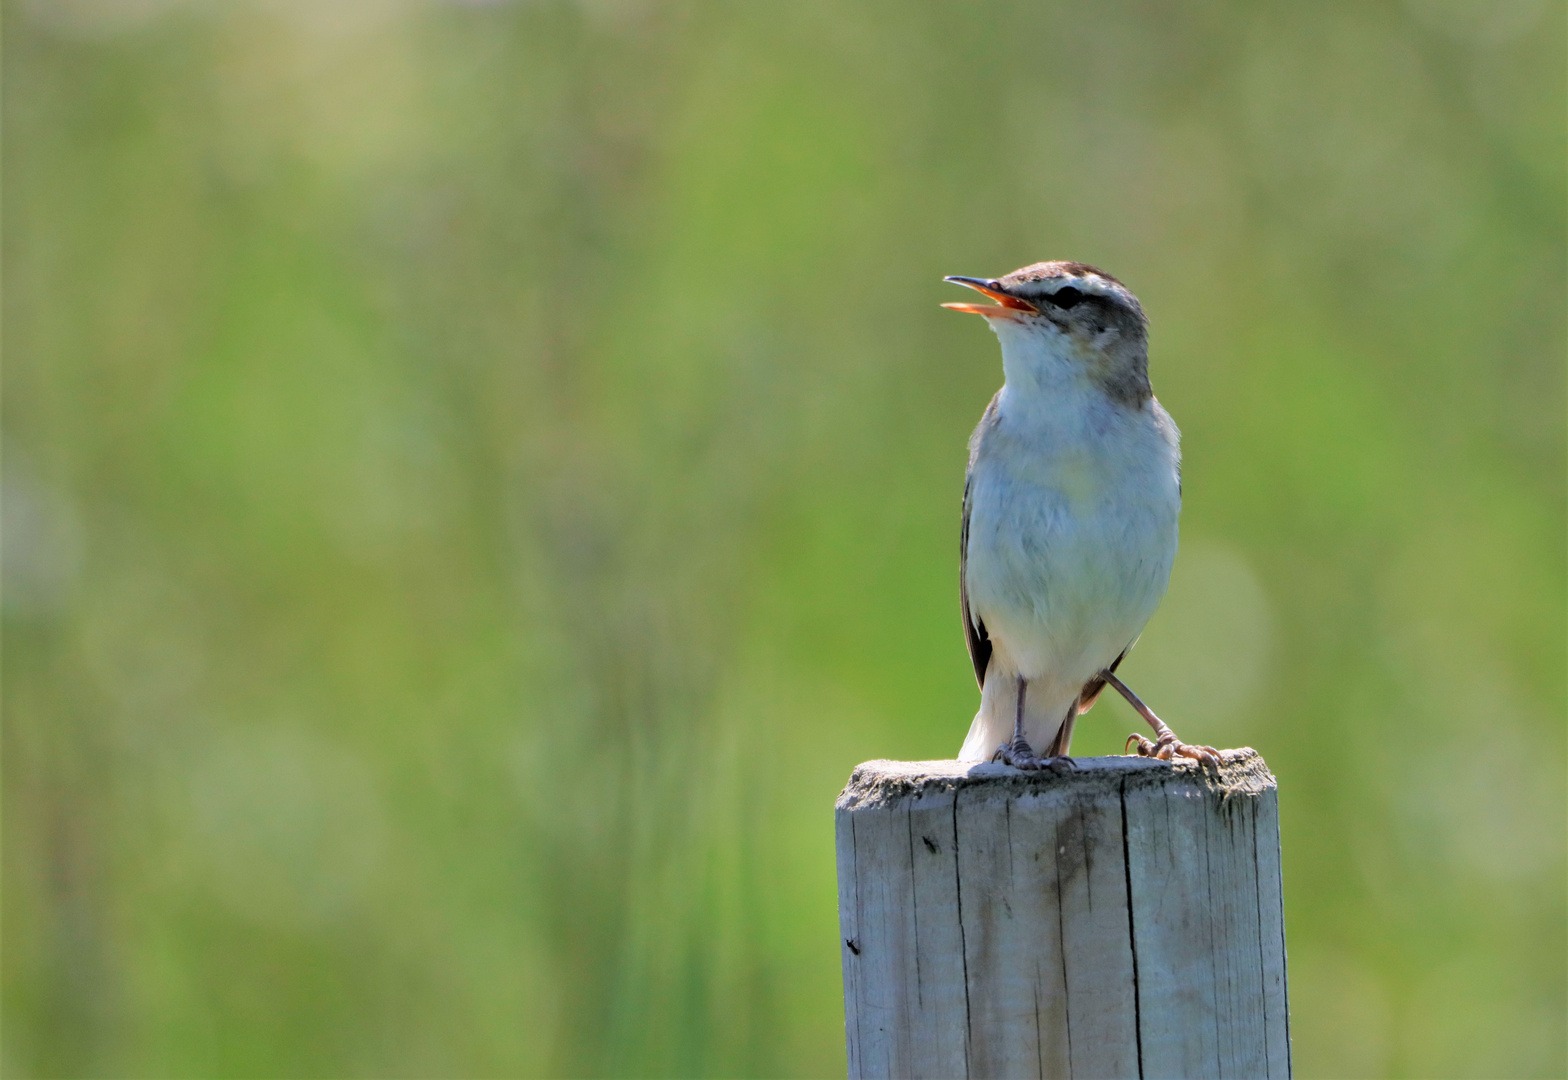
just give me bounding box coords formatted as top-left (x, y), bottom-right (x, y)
top-left (1125, 731), bottom-right (1221, 771)
top-left (994, 738), bottom-right (1075, 772)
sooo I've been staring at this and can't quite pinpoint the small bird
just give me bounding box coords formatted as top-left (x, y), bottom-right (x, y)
top-left (944, 262), bottom-right (1217, 769)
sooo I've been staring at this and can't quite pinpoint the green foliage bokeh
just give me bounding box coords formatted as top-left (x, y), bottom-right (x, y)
top-left (4, 2), bottom-right (1564, 1077)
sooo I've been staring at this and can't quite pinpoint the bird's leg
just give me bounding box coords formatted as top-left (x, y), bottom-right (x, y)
top-left (993, 676), bottom-right (1039, 767)
top-left (1100, 669), bottom-right (1221, 770)
top-left (993, 677), bottom-right (1074, 772)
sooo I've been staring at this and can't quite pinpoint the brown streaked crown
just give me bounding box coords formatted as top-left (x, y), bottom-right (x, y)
top-left (1002, 260), bottom-right (1126, 288)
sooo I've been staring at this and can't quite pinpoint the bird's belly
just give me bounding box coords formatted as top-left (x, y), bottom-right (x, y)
top-left (967, 470), bottom-right (1177, 681)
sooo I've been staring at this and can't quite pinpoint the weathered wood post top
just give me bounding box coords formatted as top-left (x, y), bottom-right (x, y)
top-left (836, 750), bottom-right (1289, 1080)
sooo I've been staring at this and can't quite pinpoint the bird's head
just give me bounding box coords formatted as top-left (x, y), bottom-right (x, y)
top-left (943, 261), bottom-right (1151, 404)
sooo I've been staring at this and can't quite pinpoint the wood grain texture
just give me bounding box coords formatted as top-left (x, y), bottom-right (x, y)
top-left (836, 751), bottom-right (1289, 1080)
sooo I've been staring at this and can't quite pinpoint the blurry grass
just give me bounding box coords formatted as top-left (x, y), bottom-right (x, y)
top-left (3, 1), bottom-right (1564, 1077)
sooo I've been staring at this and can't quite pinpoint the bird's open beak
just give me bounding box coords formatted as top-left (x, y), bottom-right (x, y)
top-left (942, 276), bottom-right (1038, 318)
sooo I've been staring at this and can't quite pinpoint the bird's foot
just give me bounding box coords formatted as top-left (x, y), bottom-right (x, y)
top-left (1125, 731), bottom-right (1221, 771)
top-left (994, 737), bottom-right (1074, 772)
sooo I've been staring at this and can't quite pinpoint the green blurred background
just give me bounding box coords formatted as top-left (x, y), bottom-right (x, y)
top-left (4, 1), bottom-right (1564, 1076)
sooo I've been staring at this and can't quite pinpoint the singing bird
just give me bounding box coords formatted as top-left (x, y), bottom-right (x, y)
top-left (944, 262), bottom-right (1217, 769)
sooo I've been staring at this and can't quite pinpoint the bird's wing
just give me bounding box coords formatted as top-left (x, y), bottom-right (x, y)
top-left (960, 469), bottom-right (991, 689)
top-left (961, 391), bottom-right (1001, 690)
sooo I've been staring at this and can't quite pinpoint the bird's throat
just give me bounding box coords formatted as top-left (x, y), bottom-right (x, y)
top-left (993, 320), bottom-right (1150, 411)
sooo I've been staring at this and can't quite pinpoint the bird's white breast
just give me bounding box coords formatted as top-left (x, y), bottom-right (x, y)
top-left (966, 376), bottom-right (1181, 684)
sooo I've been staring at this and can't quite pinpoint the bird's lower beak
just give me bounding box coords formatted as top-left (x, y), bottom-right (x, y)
top-left (942, 276), bottom-right (1038, 318)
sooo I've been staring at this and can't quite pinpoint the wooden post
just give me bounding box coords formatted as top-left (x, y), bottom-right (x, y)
top-left (835, 751), bottom-right (1289, 1080)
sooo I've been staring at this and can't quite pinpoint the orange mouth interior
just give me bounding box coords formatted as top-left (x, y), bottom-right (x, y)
top-left (941, 282), bottom-right (1038, 317)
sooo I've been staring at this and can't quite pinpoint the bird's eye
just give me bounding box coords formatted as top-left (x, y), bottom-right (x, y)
top-left (1046, 286), bottom-right (1083, 309)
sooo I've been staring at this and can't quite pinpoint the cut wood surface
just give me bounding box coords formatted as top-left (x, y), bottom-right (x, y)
top-left (835, 751), bottom-right (1289, 1080)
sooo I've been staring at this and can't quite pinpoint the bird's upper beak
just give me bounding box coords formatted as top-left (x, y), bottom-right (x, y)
top-left (942, 276), bottom-right (1038, 318)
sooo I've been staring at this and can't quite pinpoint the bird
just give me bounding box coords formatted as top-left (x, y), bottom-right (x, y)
top-left (943, 261), bottom-right (1217, 770)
